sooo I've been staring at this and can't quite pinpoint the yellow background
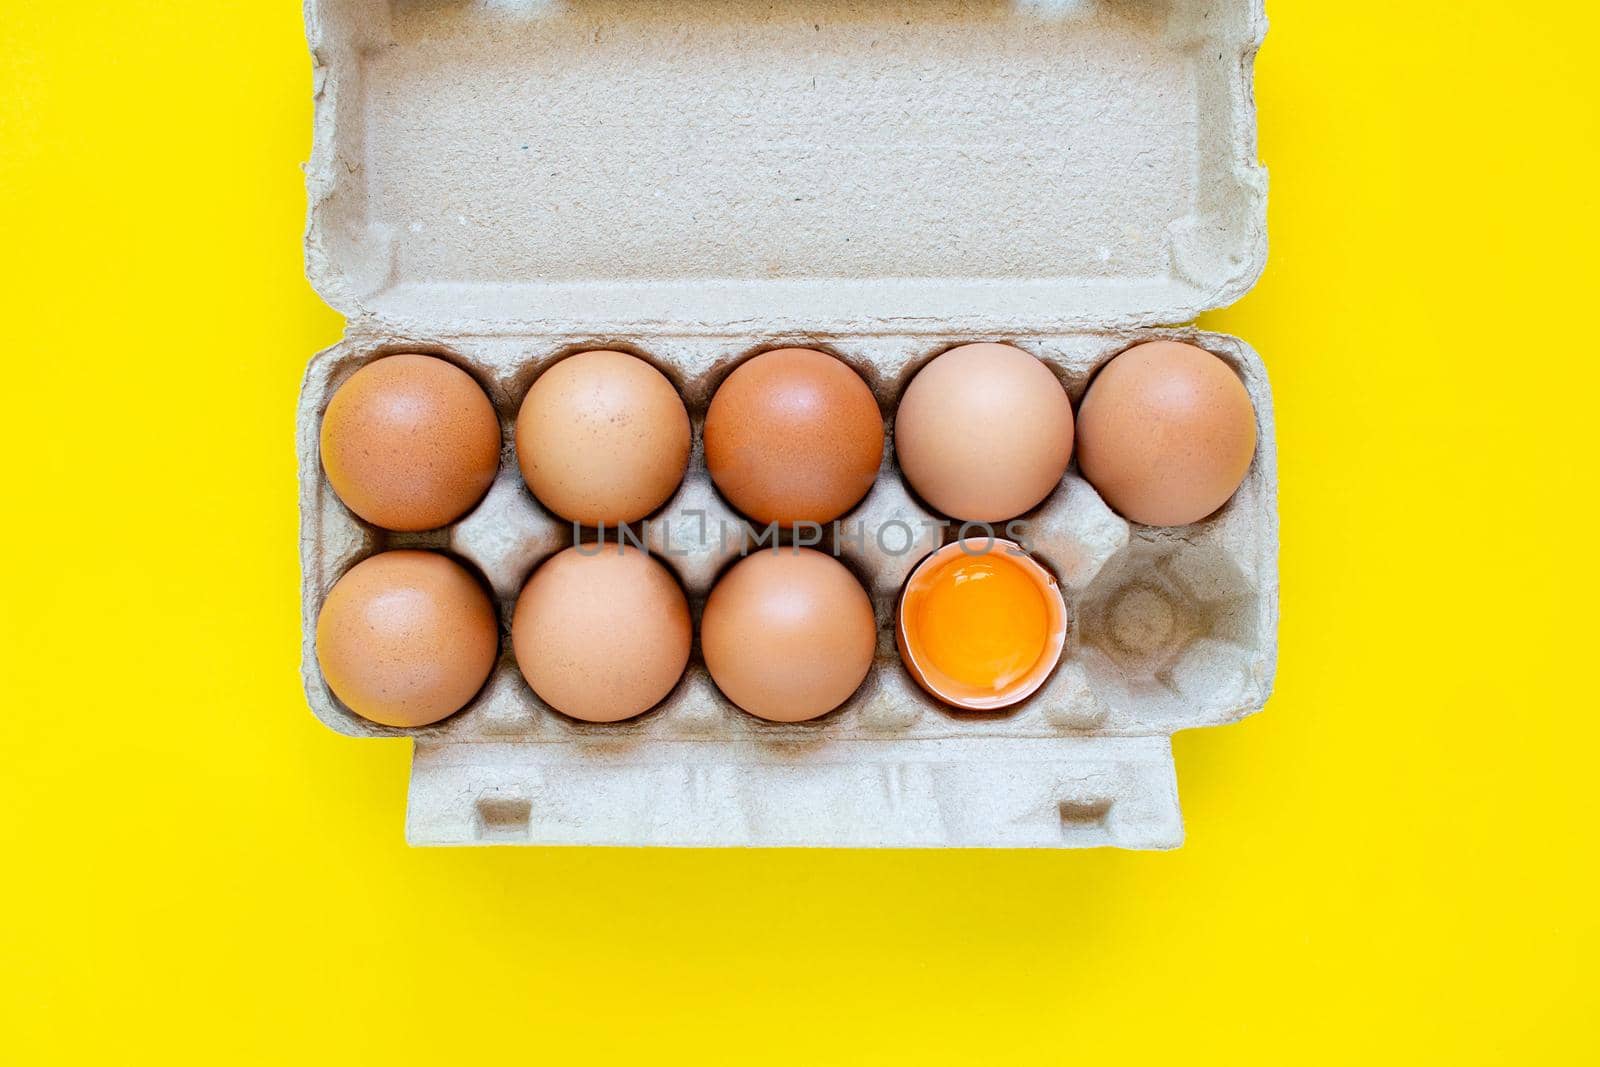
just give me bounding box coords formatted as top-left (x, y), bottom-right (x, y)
top-left (2, 2), bottom-right (1595, 1063)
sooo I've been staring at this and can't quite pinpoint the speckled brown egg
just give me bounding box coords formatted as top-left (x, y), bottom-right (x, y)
top-left (1076, 341), bottom-right (1257, 526)
top-left (701, 549), bottom-right (877, 723)
top-left (704, 348), bottom-right (884, 526)
top-left (516, 350), bottom-right (691, 526)
top-left (315, 550), bottom-right (498, 728)
top-left (319, 353), bottom-right (501, 531)
top-left (893, 342), bottom-right (1075, 522)
top-left (511, 543), bottom-right (690, 723)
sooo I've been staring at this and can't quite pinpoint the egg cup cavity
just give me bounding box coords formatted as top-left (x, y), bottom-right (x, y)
top-left (1076, 537), bottom-right (1272, 729)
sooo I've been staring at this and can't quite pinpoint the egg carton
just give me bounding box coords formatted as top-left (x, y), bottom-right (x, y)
top-left (299, 0), bottom-right (1275, 847)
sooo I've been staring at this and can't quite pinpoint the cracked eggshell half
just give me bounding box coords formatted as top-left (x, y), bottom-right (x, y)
top-left (897, 538), bottom-right (1068, 712)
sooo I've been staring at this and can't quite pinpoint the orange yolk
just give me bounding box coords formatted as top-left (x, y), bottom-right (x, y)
top-left (905, 550), bottom-right (1050, 692)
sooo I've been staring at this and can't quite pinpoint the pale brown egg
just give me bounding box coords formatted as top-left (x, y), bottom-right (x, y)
top-left (1076, 341), bottom-right (1257, 526)
top-left (511, 543), bottom-right (690, 723)
top-left (894, 342), bottom-right (1075, 522)
top-left (701, 549), bottom-right (877, 722)
top-left (315, 550), bottom-right (498, 728)
top-left (704, 348), bottom-right (884, 526)
top-left (515, 350), bottom-right (691, 526)
top-left (320, 353), bottom-right (501, 531)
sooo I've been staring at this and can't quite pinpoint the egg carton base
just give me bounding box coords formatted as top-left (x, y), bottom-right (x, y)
top-left (406, 737), bottom-right (1182, 849)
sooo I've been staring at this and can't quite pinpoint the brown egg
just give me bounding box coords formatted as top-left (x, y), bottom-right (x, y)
top-left (894, 342), bottom-right (1075, 522)
top-left (511, 543), bottom-right (690, 723)
top-left (320, 353), bottom-right (501, 531)
top-left (704, 348), bottom-right (883, 526)
top-left (701, 549), bottom-right (877, 722)
top-left (1076, 341), bottom-right (1257, 526)
top-left (516, 350), bottom-right (691, 526)
top-left (315, 550), bottom-right (498, 728)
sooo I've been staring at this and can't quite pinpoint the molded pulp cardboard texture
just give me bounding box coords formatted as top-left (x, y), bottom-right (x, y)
top-left (299, 0), bottom-right (1277, 848)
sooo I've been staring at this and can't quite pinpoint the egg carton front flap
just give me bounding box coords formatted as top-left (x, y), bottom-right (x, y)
top-left (405, 736), bottom-right (1184, 848)
top-left (304, 0), bottom-right (1267, 337)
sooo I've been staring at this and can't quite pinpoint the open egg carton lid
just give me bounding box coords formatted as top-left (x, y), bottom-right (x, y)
top-left (298, 0), bottom-right (1276, 848)
top-left (303, 0), bottom-right (1267, 337)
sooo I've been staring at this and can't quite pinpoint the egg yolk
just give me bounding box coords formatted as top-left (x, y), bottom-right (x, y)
top-left (906, 551), bottom-right (1050, 692)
